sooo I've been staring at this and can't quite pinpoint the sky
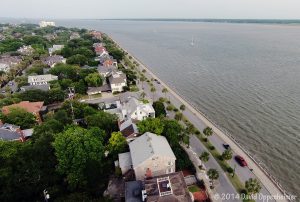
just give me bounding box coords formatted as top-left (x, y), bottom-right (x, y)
top-left (1, 0), bottom-right (300, 19)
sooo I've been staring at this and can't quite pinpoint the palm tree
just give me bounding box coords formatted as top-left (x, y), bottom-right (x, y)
top-left (162, 88), bottom-right (168, 99)
top-left (140, 76), bottom-right (146, 89)
top-left (203, 127), bottom-right (213, 137)
top-left (180, 104), bottom-right (186, 111)
top-left (150, 86), bottom-right (156, 101)
top-left (207, 169), bottom-right (219, 188)
top-left (221, 149), bottom-right (233, 161)
top-left (200, 151), bottom-right (210, 162)
top-left (140, 92), bottom-right (146, 99)
top-left (174, 112), bottom-right (183, 121)
top-left (245, 178), bottom-right (261, 195)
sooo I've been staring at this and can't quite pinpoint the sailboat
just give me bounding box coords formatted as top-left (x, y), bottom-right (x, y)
top-left (190, 37), bottom-right (195, 46)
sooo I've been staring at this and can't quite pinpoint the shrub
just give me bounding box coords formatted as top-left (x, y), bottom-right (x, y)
top-left (195, 130), bottom-right (201, 135)
top-left (173, 108), bottom-right (179, 112)
top-left (209, 145), bottom-right (215, 150)
top-left (166, 105), bottom-right (174, 111)
top-left (227, 167), bottom-right (234, 174)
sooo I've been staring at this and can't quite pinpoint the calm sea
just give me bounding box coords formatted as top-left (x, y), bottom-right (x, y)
top-left (3, 18), bottom-right (300, 196)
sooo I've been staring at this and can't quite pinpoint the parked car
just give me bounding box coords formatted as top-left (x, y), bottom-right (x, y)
top-left (235, 155), bottom-right (247, 167)
top-left (223, 144), bottom-right (230, 150)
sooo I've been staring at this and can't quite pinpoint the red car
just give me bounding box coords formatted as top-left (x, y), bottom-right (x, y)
top-left (235, 155), bottom-right (247, 167)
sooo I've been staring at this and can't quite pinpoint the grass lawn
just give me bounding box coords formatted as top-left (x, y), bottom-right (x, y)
top-left (188, 185), bottom-right (200, 193)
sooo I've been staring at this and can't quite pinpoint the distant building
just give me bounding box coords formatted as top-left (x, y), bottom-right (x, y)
top-left (39, 21), bottom-right (55, 28)
top-left (119, 118), bottom-right (139, 141)
top-left (118, 132), bottom-right (176, 180)
top-left (125, 172), bottom-right (192, 202)
top-left (2, 101), bottom-right (46, 123)
top-left (86, 85), bottom-right (111, 96)
top-left (70, 32), bottom-right (80, 40)
top-left (97, 65), bottom-right (117, 78)
top-left (48, 45), bottom-right (64, 56)
top-left (17, 45), bottom-right (34, 55)
top-left (90, 31), bottom-right (102, 40)
top-left (0, 56), bottom-right (22, 72)
top-left (20, 84), bottom-right (50, 92)
top-left (42, 55), bottom-right (66, 67)
top-left (108, 71), bottom-right (127, 93)
top-left (121, 97), bottom-right (155, 121)
top-left (28, 74), bottom-right (58, 86)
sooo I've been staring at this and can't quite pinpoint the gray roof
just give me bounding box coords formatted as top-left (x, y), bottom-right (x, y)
top-left (129, 132), bottom-right (176, 168)
top-left (20, 84), bottom-right (50, 92)
top-left (109, 71), bottom-right (127, 85)
top-left (28, 74), bottom-right (58, 83)
top-left (0, 129), bottom-right (21, 141)
top-left (125, 181), bottom-right (143, 202)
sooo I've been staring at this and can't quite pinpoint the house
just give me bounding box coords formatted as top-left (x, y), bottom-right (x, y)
top-left (17, 45), bottom-right (34, 55)
top-left (70, 32), bottom-right (80, 40)
top-left (108, 71), bottom-right (127, 93)
top-left (48, 45), bottom-right (64, 56)
top-left (0, 33), bottom-right (5, 41)
top-left (0, 122), bottom-right (34, 141)
top-left (20, 84), bottom-right (50, 92)
top-left (97, 54), bottom-right (118, 67)
top-left (2, 101), bottom-right (46, 123)
top-left (90, 31), bottom-right (102, 40)
top-left (118, 132), bottom-right (176, 180)
top-left (44, 33), bottom-right (57, 41)
top-left (28, 74), bottom-right (58, 86)
top-left (121, 97), bottom-right (155, 121)
top-left (0, 56), bottom-right (22, 72)
top-left (39, 21), bottom-right (55, 28)
top-left (119, 118), bottom-right (139, 141)
top-left (125, 172), bottom-right (192, 202)
top-left (97, 65), bottom-right (117, 77)
top-left (42, 55), bottom-right (66, 67)
top-left (86, 84), bottom-right (111, 96)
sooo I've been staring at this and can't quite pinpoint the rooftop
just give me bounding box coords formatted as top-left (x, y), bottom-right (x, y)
top-left (129, 132), bottom-right (176, 169)
top-left (144, 172), bottom-right (192, 202)
top-left (2, 101), bottom-right (44, 115)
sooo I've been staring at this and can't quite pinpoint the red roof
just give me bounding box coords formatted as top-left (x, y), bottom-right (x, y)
top-left (2, 101), bottom-right (44, 114)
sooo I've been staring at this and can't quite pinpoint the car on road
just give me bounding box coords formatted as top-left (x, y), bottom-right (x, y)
top-left (235, 155), bottom-right (247, 167)
top-left (223, 144), bottom-right (230, 150)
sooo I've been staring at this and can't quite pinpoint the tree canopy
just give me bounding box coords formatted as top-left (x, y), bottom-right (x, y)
top-left (137, 118), bottom-right (165, 135)
top-left (53, 126), bottom-right (105, 190)
top-left (0, 107), bottom-right (36, 129)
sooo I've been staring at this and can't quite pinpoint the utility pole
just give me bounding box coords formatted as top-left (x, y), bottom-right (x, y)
top-left (68, 87), bottom-right (76, 123)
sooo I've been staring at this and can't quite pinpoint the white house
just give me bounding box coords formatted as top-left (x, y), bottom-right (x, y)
top-left (28, 74), bottom-right (58, 86)
top-left (42, 55), bottom-right (66, 68)
top-left (0, 63), bottom-right (10, 72)
top-left (17, 45), bottom-right (34, 55)
top-left (39, 21), bottom-right (56, 28)
top-left (108, 71), bottom-right (127, 93)
top-left (48, 45), bottom-right (64, 56)
top-left (118, 132), bottom-right (176, 180)
top-left (121, 97), bottom-right (155, 121)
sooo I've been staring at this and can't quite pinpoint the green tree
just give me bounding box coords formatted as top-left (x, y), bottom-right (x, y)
top-left (180, 104), bottom-right (186, 111)
top-left (140, 76), bottom-right (146, 89)
top-left (200, 151), bottom-right (210, 162)
top-left (150, 86), bottom-right (156, 101)
top-left (162, 88), bottom-right (168, 99)
top-left (221, 149), bottom-right (233, 161)
top-left (53, 109), bottom-right (73, 125)
top-left (1, 107), bottom-right (36, 129)
top-left (84, 73), bottom-right (103, 87)
top-left (203, 127), bottom-right (213, 137)
top-left (108, 132), bottom-right (127, 158)
top-left (175, 112), bottom-right (183, 121)
top-left (67, 54), bottom-right (88, 66)
top-left (152, 101), bottom-right (166, 117)
top-left (245, 178), bottom-right (262, 195)
top-left (85, 111), bottom-right (118, 136)
top-left (53, 126), bottom-right (105, 190)
top-left (162, 119), bottom-right (184, 146)
top-left (137, 118), bottom-right (165, 135)
top-left (207, 169), bottom-right (219, 188)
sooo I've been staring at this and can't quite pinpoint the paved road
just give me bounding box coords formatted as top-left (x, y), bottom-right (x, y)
top-left (190, 135), bottom-right (241, 202)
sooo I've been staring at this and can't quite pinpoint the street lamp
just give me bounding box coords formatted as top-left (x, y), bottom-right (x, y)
top-left (43, 189), bottom-right (50, 202)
